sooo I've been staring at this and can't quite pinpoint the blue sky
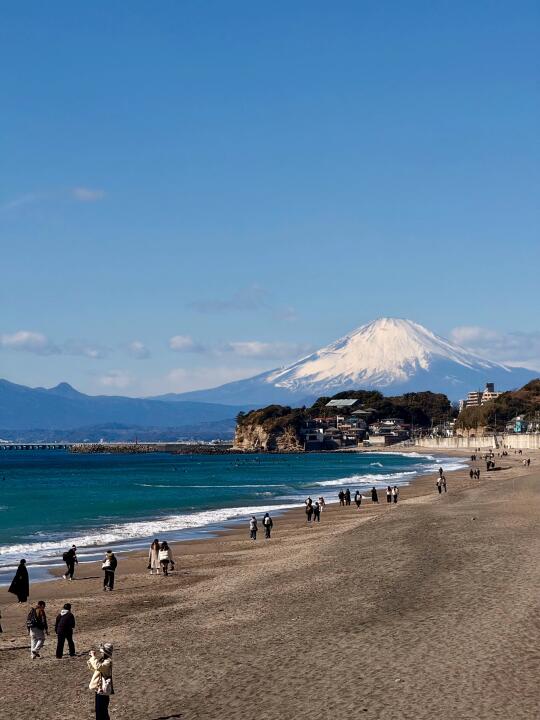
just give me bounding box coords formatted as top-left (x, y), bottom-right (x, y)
top-left (2, 1), bottom-right (539, 395)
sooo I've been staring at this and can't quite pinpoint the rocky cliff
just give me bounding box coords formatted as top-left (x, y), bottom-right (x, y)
top-left (233, 407), bottom-right (305, 452)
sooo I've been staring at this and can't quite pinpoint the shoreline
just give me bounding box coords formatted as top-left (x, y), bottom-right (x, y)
top-left (2, 446), bottom-right (539, 719)
top-left (0, 448), bottom-right (466, 586)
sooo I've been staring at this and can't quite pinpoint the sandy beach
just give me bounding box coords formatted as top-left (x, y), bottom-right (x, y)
top-left (1, 448), bottom-right (539, 719)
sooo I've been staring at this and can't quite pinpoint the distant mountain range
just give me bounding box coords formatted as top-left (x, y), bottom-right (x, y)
top-left (0, 379), bottom-right (248, 439)
top-left (163, 318), bottom-right (538, 405)
top-left (2, 318), bottom-right (537, 439)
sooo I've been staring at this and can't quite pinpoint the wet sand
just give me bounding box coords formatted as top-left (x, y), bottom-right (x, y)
top-left (1, 449), bottom-right (539, 719)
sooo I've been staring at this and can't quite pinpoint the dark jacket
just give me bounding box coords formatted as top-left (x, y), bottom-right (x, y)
top-left (55, 610), bottom-right (75, 635)
top-left (8, 563), bottom-right (29, 601)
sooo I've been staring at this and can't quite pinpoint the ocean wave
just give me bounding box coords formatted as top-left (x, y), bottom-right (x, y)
top-left (370, 462), bottom-right (384, 467)
top-left (135, 483), bottom-right (288, 489)
top-left (0, 501), bottom-right (302, 565)
top-left (315, 471), bottom-right (417, 487)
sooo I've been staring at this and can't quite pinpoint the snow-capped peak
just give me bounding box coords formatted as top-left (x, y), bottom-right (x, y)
top-left (265, 317), bottom-right (509, 391)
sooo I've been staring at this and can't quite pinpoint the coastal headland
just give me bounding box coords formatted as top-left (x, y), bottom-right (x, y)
top-left (1, 448), bottom-right (539, 719)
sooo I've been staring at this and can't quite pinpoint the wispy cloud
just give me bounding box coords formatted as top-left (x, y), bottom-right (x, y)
top-left (0, 330), bottom-right (58, 355)
top-left (71, 187), bottom-right (105, 202)
top-left (169, 335), bottom-right (207, 353)
top-left (126, 340), bottom-right (151, 359)
top-left (96, 370), bottom-right (132, 390)
top-left (0, 193), bottom-right (42, 215)
top-left (451, 325), bottom-right (540, 371)
top-left (220, 340), bottom-right (312, 360)
top-left (0, 330), bottom-right (109, 359)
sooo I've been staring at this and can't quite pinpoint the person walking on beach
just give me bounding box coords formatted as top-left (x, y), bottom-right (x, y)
top-left (318, 496), bottom-right (326, 512)
top-left (88, 642), bottom-right (114, 720)
top-left (392, 485), bottom-right (399, 504)
top-left (354, 490), bottom-right (362, 509)
top-left (345, 488), bottom-right (351, 506)
top-left (147, 539), bottom-right (160, 575)
top-left (249, 516), bottom-right (258, 540)
top-left (469, 468), bottom-right (474, 480)
top-left (386, 486), bottom-right (392, 504)
top-left (439, 467), bottom-right (444, 478)
top-left (306, 499), bottom-right (314, 523)
top-left (338, 490), bottom-right (345, 506)
top-left (313, 501), bottom-right (321, 522)
top-left (27, 600), bottom-right (48, 659)
top-left (442, 476), bottom-right (447, 493)
top-left (8, 558), bottom-right (29, 603)
top-left (436, 478), bottom-right (442, 494)
top-left (371, 487), bottom-right (379, 504)
top-left (62, 545), bottom-right (78, 581)
top-left (158, 541), bottom-right (174, 576)
top-left (263, 513), bottom-right (273, 538)
top-left (55, 603), bottom-right (76, 658)
top-left (102, 551), bottom-right (117, 592)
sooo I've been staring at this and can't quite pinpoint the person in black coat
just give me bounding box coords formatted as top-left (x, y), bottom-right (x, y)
top-left (371, 487), bottom-right (379, 504)
top-left (8, 559), bottom-right (29, 603)
top-left (55, 603), bottom-right (76, 658)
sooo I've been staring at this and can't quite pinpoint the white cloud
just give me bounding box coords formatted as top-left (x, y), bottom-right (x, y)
top-left (63, 339), bottom-right (109, 359)
top-left (221, 340), bottom-right (312, 359)
top-left (0, 330), bottom-right (109, 359)
top-left (97, 370), bottom-right (132, 390)
top-left (451, 325), bottom-right (540, 371)
top-left (72, 187), bottom-right (105, 202)
top-left (126, 340), bottom-right (150, 359)
top-left (0, 330), bottom-right (57, 354)
top-left (169, 335), bottom-right (206, 353)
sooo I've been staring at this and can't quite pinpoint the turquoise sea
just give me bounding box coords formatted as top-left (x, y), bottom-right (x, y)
top-left (0, 449), bottom-right (465, 584)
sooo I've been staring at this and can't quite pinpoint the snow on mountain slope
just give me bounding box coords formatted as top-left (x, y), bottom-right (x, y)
top-left (264, 318), bottom-right (508, 391)
top-left (164, 318), bottom-right (537, 404)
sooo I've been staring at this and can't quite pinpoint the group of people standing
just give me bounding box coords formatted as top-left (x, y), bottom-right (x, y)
top-left (249, 512), bottom-right (274, 539)
top-left (147, 539), bottom-right (174, 575)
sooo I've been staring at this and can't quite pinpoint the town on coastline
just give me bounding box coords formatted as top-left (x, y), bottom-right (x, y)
top-left (4, 379), bottom-right (539, 455)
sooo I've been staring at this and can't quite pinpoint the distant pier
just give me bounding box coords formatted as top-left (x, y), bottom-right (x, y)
top-left (0, 443), bottom-right (72, 451)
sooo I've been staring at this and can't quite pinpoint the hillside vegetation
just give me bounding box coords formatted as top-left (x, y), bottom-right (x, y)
top-left (457, 380), bottom-right (540, 431)
top-left (236, 390), bottom-right (454, 431)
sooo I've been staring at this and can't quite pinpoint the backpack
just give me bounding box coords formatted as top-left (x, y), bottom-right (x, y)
top-left (26, 608), bottom-right (38, 630)
top-left (62, 551), bottom-right (70, 562)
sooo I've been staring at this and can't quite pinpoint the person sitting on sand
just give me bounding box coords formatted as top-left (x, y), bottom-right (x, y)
top-left (249, 516), bottom-right (258, 540)
top-left (8, 558), bottom-right (29, 603)
top-left (158, 541), bottom-right (174, 576)
top-left (371, 487), bottom-right (379, 503)
top-left (354, 490), bottom-right (362, 509)
top-left (102, 551), bottom-right (117, 592)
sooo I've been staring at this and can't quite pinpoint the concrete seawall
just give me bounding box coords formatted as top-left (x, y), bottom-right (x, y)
top-left (416, 433), bottom-right (540, 450)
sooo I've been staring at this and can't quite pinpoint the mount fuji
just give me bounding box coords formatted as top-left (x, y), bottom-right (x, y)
top-left (168, 318), bottom-right (538, 405)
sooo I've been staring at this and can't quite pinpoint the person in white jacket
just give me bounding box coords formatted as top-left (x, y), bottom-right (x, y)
top-left (158, 541), bottom-right (174, 576)
top-left (88, 642), bottom-right (113, 720)
top-left (147, 539), bottom-right (160, 575)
